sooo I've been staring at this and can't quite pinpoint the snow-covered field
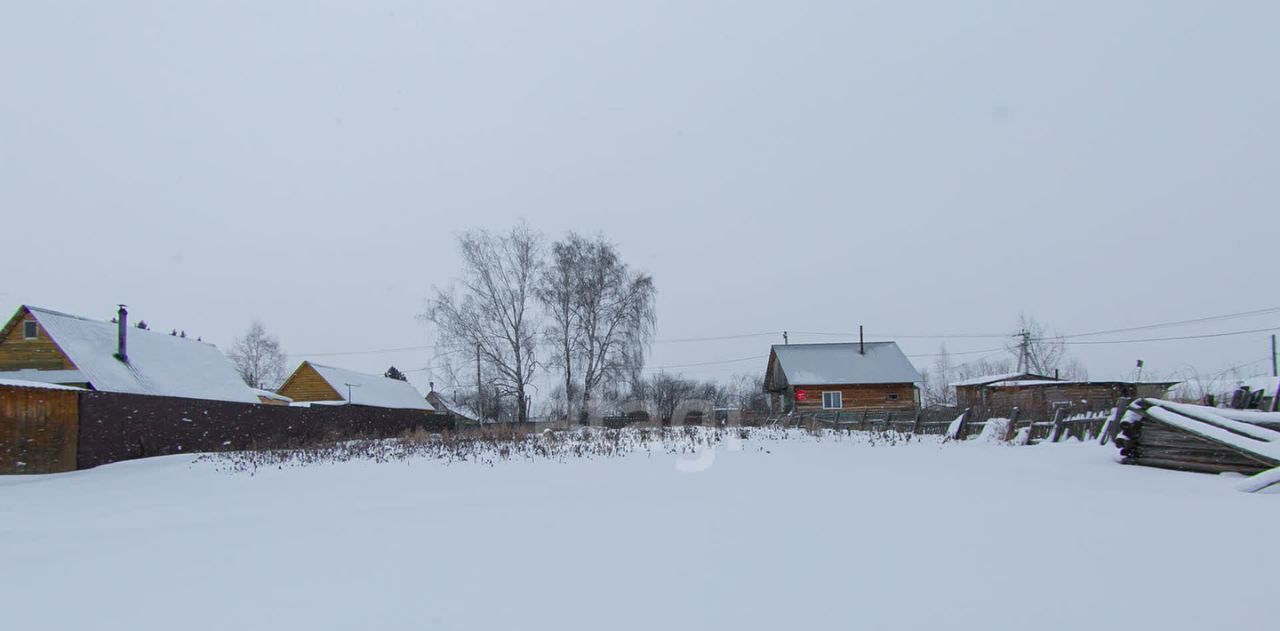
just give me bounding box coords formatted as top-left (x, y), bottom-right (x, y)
top-left (2, 432), bottom-right (1276, 630)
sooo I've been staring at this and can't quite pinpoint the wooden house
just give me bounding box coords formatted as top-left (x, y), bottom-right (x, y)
top-left (278, 361), bottom-right (435, 411)
top-left (0, 305), bottom-right (259, 403)
top-left (763, 342), bottom-right (922, 413)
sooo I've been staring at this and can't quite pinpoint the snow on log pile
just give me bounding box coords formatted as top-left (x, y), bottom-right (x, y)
top-left (1115, 399), bottom-right (1280, 478)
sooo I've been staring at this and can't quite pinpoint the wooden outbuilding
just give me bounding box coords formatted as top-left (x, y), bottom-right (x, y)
top-left (763, 341), bottom-right (922, 413)
top-left (425, 384), bottom-right (478, 423)
top-left (278, 361), bottom-right (435, 411)
top-left (957, 374), bottom-right (1176, 418)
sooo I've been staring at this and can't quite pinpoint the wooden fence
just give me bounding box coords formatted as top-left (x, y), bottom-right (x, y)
top-left (754, 404), bottom-right (1118, 445)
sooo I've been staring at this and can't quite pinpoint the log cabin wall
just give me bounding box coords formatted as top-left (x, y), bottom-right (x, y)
top-left (0, 384), bottom-right (79, 474)
top-left (277, 362), bottom-right (344, 402)
top-left (792, 383), bottom-right (917, 412)
top-left (0, 309), bottom-right (77, 372)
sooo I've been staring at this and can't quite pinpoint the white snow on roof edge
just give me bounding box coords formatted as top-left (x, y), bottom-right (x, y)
top-left (0, 378), bottom-right (84, 391)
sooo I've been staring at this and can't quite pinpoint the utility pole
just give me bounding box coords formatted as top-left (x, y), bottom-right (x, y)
top-left (343, 383), bottom-right (360, 404)
top-left (476, 343), bottom-right (483, 422)
top-left (1016, 329), bottom-right (1031, 373)
top-left (1272, 334), bottom-right (1277, 378)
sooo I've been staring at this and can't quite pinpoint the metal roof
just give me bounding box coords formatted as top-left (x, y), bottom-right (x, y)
top-left (767, 342), bottom-right (922, 387)
top-left (952, 372), bottom-right (1056, 387)
top-left (22, 306), bottom-right (260, 403)
top-left (304, 362), bottom-right (435, 411)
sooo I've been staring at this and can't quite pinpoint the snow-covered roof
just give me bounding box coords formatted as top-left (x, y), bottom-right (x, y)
top-left (952, 372), bottom-right (1055, 387)
top-left (0, 378), bottom-right (84, 391)
top-left (768, 342), bottom-right (922, 386)
top-left (427, 390), bottom-right (478, 420)
top-left (22, 306), bottom-right (260, 404)
top-left (304, 363), bottom-right (434, 411)
top-left (0, 368), bottom-right (86, 385)
top-left (253, 388), bottom-right (293, 402)
top-left (987, 379), bottom-right (1178, 388)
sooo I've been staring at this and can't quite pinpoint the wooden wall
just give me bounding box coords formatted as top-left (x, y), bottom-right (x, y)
top-left (958, 383), bottom-right (1168, 417)
top-left (0, 310), bottom-right (77, 372)
top-left (792, 383), bottom-right (917, 412)
top-left (0, 384), bottom-right (79, 474)
top-left (277, 362), bottom-right (343, 403)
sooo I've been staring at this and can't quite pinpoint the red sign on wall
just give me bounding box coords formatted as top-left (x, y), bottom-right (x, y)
top-left (795, 390), bottom-right (808, 401)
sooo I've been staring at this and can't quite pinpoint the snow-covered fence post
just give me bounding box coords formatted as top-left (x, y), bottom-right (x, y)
top-left (1003, 407), bottom-right (1021, 442)
top-left (1048, 408), bottom-right (1065, 443)
top-left (945, 408), bottom-right (970, 441)
top-left (1098, 399), bottom-right (1131, 445)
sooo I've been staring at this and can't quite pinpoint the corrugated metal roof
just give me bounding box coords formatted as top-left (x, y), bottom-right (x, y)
top-left (26, 306), bottom-right (260, 403)
top-left (770, 342), bottom-right (922, 386)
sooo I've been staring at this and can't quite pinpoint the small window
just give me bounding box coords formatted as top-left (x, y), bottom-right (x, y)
top-left (23, 321), bottom-right (38, 339)
top-left (822, 391), bottom-right (843, 410)
top-left (887, 393), bottom-right (900, 401)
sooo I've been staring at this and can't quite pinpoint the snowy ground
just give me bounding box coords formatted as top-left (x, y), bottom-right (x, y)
top-left (1, 432), bottom-right (1276, 631)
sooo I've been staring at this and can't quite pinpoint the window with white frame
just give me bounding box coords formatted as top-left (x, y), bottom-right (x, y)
top-left (23, 321), bottom-right (38, 339)
top-left (822, 391), bottom-right (842, 410)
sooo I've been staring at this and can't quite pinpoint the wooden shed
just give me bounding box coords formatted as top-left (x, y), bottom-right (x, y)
top-left (958, 375), bottom-right (1177, 418)
top-left (763, 342), bottom-right (922, 413)
top-left (0, 379), bottom-right (82, 474)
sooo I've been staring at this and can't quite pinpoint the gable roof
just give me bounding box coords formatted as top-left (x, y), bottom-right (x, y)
top-left (299, 362), bottom-right (434, 411)
top-left (426, 390), bottom-right (478, 421)
top-left (952, 372), bottom-right (1058, 387)
top-left (766, 342), bottom-right (922, 388)
top-left (15, 306), bottom-right (259, 403)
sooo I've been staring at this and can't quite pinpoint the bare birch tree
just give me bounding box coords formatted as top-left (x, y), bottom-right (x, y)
top-left (537, 236), bottom-right (584, 421)
top-left (572, 236), bottom-right (656, 420)
top-left (425, 224), bottom-right (542, 422)
top-left (227, 320), bottom-right (287, 389)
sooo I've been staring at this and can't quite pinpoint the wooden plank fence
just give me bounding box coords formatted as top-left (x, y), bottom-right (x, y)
top-left (757, 405), bottom-right (1115, 445)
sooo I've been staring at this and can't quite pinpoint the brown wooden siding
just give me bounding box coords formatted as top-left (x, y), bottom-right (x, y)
top-left (793, 383), bottom-right (917, 412)
top-left (957, 383), bottom-right (1171, 415)
top-left (0, 384), bottom-right (79, 474)
top-left (277, 362), bottom-right (343, 403)
top-left (0, 310), bottom-right (77, 372)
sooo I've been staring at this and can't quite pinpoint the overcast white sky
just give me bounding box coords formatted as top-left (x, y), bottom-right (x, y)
top-left (3, 1), bottom-right (1278, 397)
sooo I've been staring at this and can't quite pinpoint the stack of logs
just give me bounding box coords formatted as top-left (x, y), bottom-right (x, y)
top-left (1115, 400), bottom-right (1280, 476)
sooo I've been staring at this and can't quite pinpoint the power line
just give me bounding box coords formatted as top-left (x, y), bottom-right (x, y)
top-left (653, 331), bottom-right (779, 344)
top-left (642, 355), bottom-right (767, 371)
top-left (288, 344), bottom-right (438, 358)
top-left (281, 305), bottom-right (1280, 359)
top-left (1060, 306), bottom-right (1280, 340)
top-left (1059, 326), bottom-right (1280, 346)
top-left (792, 330), bottom-right (1008, 340)
top-left (906, 347), bottom-right (1007, 358)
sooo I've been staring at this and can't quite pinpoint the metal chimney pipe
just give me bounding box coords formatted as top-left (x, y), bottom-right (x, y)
top-left (859, 325), bottom-right (865, 355)
top-left (115, 304), bottom-right (128, 362)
